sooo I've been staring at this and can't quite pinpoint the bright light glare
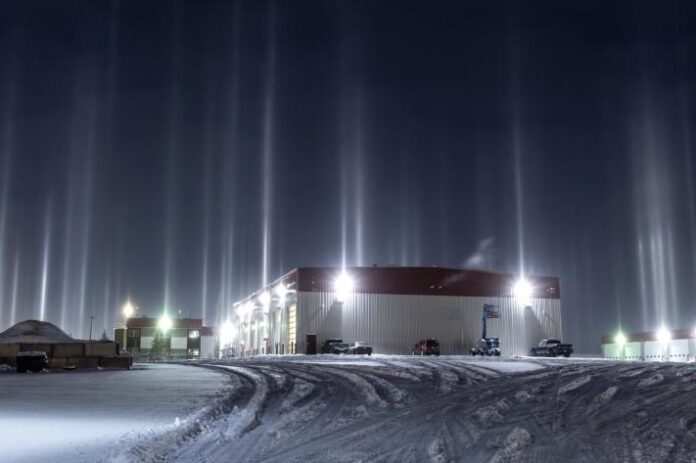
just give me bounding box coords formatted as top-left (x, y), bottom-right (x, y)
top-left (245, 301), bottom-right (254, 314)
top-left (259, 291), bottom-right (271, 312)
top-left (512, 278), bottom-right (533, 305)
top-left (122, 301), bottom-right (135, 318)
top-left (614, 331), bottom-right (627, 347)
top-left (334, 272), bottom-right (354, 302)
top-left (158, 313), bottom-right (173, 333)
top-left (236, 301), bottom-right (253, 318)
top-left (274, 283), bottom-right (287, 303)
top-left (220, 320), bottom-right (234, 347)
top-left (656, 326), bottom-right (671, 345)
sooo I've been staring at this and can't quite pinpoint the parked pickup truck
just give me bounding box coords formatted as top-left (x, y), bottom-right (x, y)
top-left (530, 339), bottom-right (573, 358)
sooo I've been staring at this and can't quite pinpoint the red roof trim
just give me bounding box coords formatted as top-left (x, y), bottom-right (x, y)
top-left (126, 318), bottom-right (203, 329)
top-left (292, 266), bottom-right (560, 299)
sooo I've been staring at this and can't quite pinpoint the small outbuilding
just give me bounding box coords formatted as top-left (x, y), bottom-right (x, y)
top-left (114, 317), bottom-right (217, 361)
top-left (0, 320), bottom-right (130, 369)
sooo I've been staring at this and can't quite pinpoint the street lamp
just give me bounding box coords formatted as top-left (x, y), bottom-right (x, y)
top-left (123, 301), bottom-right (136, 319)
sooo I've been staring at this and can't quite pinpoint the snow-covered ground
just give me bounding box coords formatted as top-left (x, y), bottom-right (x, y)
top-left (0, 364), bottom-right (229, 463)
top-left (4, 356), bottom-right (696, 462)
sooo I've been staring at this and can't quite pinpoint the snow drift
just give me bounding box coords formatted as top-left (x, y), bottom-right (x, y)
top-left (0, 319), bottom-right (75, 343)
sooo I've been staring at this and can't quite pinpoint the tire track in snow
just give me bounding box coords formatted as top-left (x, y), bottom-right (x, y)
top-left (151, 358), bottom-right (696, 463)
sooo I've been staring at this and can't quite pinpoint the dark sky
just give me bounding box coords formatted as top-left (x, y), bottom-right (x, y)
top-left (1, 0), bottom-right (696, 351)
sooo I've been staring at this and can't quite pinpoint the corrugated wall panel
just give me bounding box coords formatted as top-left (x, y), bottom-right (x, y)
top-left (296, 291), bottom-right (562, 356)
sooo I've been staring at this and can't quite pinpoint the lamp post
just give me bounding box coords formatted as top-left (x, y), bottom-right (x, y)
top-left (121, 301), bottom-right (138, 355)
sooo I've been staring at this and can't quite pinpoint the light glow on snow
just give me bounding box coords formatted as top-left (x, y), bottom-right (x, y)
top-left (220, 320), bottom-right (235, 347)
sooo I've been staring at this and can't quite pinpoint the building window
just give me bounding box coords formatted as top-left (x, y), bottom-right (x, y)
top-left (127, 329), bottom-right (140, 337)
top-left (188, 330), bottom-right (200, 339)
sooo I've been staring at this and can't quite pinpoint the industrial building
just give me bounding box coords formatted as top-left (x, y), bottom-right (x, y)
top-left (226, 266), bottom-right (562, 357)
top-left (601, 328), bottom-right (696, 362)
top-left (114, 317), bottom-right (217, 360)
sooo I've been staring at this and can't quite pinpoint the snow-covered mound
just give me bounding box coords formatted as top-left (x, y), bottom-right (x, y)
top-left (0, 319), bottom-right (75, 343)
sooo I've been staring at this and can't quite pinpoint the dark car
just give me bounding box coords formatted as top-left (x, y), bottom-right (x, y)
top-left (412, 339), bottom-right (440, 356)
top-left (16, 351), bottom-right (48, 373)
top-left (530, 339), bottom-right (573, 357)
top-left (320, 339), bottom-right (349, 354)
top-left (346, 342), bottom-right (373, 355)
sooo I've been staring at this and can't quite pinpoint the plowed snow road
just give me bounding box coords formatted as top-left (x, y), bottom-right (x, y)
top-left (108, 356), bottom-right (696, 463)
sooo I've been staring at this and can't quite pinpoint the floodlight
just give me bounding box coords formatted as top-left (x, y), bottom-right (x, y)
top-left (122, 301), bottom-right (135, 318)
top-left (614, 331), bottom-right (627, 347)
top-left (656, 326), bottom-right (671, 345)
top-left (334, 272), bottom-right (354, 302)
top-left (220, 320), bottom-right (234, 346)
top-left (158, 313), bottom-right (173, 333)
top-left (274, 283), bottom-right (288, 304)
top-left (512, 278), bottom-right (533, 305)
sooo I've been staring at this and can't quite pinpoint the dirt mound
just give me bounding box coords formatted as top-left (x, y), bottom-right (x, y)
top-left (0, 319), bottom-right (75, 343)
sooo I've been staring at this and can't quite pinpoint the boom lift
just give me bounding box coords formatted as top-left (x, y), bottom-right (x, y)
top-left (470, 304), bottom-right (501, 356)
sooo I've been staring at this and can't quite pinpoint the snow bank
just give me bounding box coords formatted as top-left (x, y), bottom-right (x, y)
top-left (492, 427), bottom-right (532, 463)
top-left (593, 385), bottom-right (619, 404)
top-left (638, 373), bottom-right (664, 387)
top-left (1, 364), bottom-right (228, 463)
top-left (558, 375), bottom-right (592, 395)
top-left (0, 319), bottom-right (74, 343)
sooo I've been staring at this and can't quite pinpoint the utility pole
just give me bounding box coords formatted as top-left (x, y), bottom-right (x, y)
top-left (89, 314), bottom-right (94, 340)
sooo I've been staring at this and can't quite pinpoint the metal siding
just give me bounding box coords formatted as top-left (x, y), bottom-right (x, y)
top-left (140, 336), bottom-right (154, 349)
top-left (200, 336), bottom-right (216, 359)
top-left (296, 291), bottom-right (561, 356)
top-left (171, 336), bottom-right (187, 350)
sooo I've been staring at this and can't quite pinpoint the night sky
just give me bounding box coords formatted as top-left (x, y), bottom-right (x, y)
top-left (1, 1), bottom-right (696, 352)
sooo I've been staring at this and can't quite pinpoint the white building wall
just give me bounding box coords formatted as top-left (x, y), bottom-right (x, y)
top-left (603, 338), bottom-right (696, 362)
top-left (669, 339), bottom-right (690, 362)
top-left (603, 342), bottom-right (642, 360)
top-left (643, 341), bottom-right (662, 361)
top-left (201, 335), bottom-right (216, 359)
top-left (295, 291), bottom-right (562, 356)
top-left (171, 336), bottom-right (187, 350)
top-left (625, 342), bottom-right (643, 360)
